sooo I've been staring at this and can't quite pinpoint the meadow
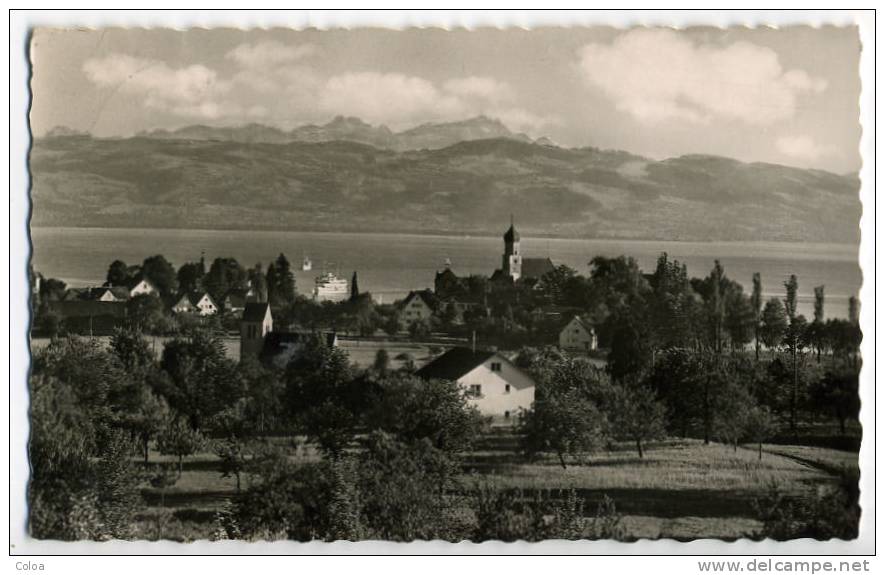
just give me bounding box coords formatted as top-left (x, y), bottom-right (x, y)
top-left (133, 433), bottom-right (851, 542)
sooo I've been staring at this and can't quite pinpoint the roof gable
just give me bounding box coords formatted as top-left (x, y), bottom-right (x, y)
top-left (415, 347), bottom-right (496, 381)
top-left (243, 302), bottom-right (271, 322)
top-left (402, 289), bottom-right (435, 310)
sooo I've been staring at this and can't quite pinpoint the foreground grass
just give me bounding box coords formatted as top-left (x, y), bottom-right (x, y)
top-left (134, 436), bottom-right (845, 541)
top-left (464, 437), bottom-right (830, 493)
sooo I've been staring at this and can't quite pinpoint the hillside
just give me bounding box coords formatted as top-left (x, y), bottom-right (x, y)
top-left (29, 134), bottom-right (861, 243)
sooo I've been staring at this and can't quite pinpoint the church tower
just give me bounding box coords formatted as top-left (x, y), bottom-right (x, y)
top-left (502, 215), bottom-right (522, 281)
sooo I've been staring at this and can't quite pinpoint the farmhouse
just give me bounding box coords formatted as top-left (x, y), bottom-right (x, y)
top-left (416, 347), bottom-right (536, 425)
top-left (399, 289), bottom-right (437, 327)
top-left (559, 315), bottom-right (598, 352)
top-left (172, 292), bottom-right (219, 316)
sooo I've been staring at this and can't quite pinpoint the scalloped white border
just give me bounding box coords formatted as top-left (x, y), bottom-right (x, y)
top-left (6, 8), bottom-right (876, 558)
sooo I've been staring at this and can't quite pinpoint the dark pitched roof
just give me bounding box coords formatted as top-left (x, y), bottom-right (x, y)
top-left (242, 302), bottom-right (271, 322)
top-left (415, 347), bottom-right (497, 381)
top-left (563, 315), bottom-right (595, 334)
top-left (503, 224), bottom-right (520, 243)
top-left (521, 257), bottom-right (555, 280)
top-left (126, 274), bottom-right (155, 290)
top-left (402, 289), bottom-right (436, 310)
top-left (187, 292), bottom-right (215, 306)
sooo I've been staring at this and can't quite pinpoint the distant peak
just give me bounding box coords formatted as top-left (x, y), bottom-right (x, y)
top-left (44, 125), bottom-right (87, 138)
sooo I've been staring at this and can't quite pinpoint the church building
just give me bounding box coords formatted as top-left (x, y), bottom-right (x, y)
top-left (490, 218), bottom-right (555, 283)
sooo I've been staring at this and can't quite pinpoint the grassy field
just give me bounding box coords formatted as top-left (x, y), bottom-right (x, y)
top-left (132, 434), bottom-right (849, 542)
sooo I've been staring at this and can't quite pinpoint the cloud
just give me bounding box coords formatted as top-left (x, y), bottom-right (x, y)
top-left (83, 52), bottom-right (552, 134)
top-left (577, 29), bottom-right (827, 125)
top-left (319, 72), bottom-right (553, 132)
top-left (318, 72), bottom-right (465, 127)
top-left (225, 41), bottom-right (316, 68)
top-left (83, 54), bottom-right (231, 118)
top-left (443, 76), bottom-right (514, 103)
top-left (776, 135), bottom-right (829, 160)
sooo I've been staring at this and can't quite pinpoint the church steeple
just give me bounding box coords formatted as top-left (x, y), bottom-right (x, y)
top-left (502, 216), bottom-right (522, 280)
top-left (503, 213), bottom-right (520, 244)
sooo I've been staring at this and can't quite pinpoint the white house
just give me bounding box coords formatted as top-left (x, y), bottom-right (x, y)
top-left (399, 290), bottom-right (436, 327)
top-left (172, 292), bottom-right (218, 316)
top-left (559, 315), bottom-right (598, 352)
top-left (128, 276), bottom-right (158, 298)
top-left (416, 347), bottom-right (536, 425)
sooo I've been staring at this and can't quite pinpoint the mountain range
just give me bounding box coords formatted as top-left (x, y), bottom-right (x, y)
top-left (30, 117), bottom-right (861, 243)
top-left (136, 115), bottom-right (536, 152)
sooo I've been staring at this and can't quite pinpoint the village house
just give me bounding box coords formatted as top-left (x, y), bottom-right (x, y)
top-left (416, 346), bottom-right (536, 426)
top-left (559, 315), bottom-right (598, 352)
top-left (127, 275), bottom-right (158, 298)
top-left (64, 286), bottom-right (130, 302)
top-left (399, 289), bottom-right (437, 328)
top-left (172, 292), bottom-right (219, 316)
top-left (239, 302), bottom-right (337, 366)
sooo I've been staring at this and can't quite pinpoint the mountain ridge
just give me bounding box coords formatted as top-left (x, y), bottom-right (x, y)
top-left (30, 132), bottom-right (860, 244)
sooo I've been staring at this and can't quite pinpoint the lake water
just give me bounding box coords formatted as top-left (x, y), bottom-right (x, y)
top-left (30, 227), bottom-right (862, 319)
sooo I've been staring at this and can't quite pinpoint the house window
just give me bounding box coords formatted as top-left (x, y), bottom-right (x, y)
top-left (490, 362), bottom-right (502, 372)
top-left (467, 384), bottom-right (482, 398)
top-left (504, 411), bottom-right (511, 420)
top-left (505, 384), bottom-right (511, 394)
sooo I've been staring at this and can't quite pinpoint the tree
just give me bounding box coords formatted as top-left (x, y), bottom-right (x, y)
top-left (267, 253), bottom-right (296, 307)
top-left (648, 253), bottom-right (697, 350)
top-left (521, 391), bottom-right (606, 468)
top-left (744, 405), bottom-right (777, 460)
top-left (760, 298), bottom-right (788, 351)
top-left (350, 271), bottom-right (360, 301)
top-left (157, 416), bottom-right (204, 476)
top-left (106, 260), bottom-right (131, 287)
top-left (536, 264), bottom-right (578, 304)
top-left (159, 329), bottom-right (240, 430)
top-left (372, 348), bottom-right (390, 376)
top-left (39, 276), bottom-right (67, 302)
top-left (127, 293), bottom-right (166, 334)
top-left (408, 318), bottom-right (432, 340)
top-left (204, 257), bottom-right (248, 304)
top-left (177, 260), bottom-right (206, 295)
top-left (215, 438), bottom-right (249, 492)
top-left (607, 309), bottom-right (653, 383)
top-left (647, 348), bottom-right (704, 438)
top-left (783, 275), bottom-right (807, 434)
top-left (28, 341), bottom-right (143, 540)
top-left (109, 327), bottom-right (155, 373)
top-left (712, 379), bottom-right (754, 451)
top-left (248, 263), bottom-right (269, 303)
top-left (367, 374), bottom-right (485, 454)
top-left (609, 383), bottom-right (667, 458)
top-left (724, 291), bottom-right (756, 352)
top-left (284, 336), bottom-right (362, 457)
top-left (810, 368), bottom-right (860, 435)
top-left (751, 273), bottom-right (763, 360)
top-left (141, 255), bottom-right (178, 300)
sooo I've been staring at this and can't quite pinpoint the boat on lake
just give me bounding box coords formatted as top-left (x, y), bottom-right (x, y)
top-left (313, 272), bottom-right (349, 302)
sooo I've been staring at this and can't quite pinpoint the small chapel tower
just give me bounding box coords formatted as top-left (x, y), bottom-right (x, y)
top-left (502, 215), bottom-right (522, 281)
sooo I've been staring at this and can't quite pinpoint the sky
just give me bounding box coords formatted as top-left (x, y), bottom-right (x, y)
top-left (29, 26), bottom-right (862, 173)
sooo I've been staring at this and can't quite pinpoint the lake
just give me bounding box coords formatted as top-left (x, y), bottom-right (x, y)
top-left (29, 227), bottom-right (862, 319)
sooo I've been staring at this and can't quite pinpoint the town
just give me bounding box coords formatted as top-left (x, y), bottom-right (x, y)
top-left (28, 220), bottom-right (862, 542)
